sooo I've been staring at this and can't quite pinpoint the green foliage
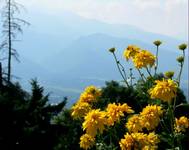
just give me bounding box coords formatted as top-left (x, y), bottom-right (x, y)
top-left (0, 80), bottom-right (66, 150)
top-left (96, 81), bottom-right (145, 113)
top-left (52, 109), bottom-right (82, 150)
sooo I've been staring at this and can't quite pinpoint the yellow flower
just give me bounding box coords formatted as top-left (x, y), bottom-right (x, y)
top-left (120, 132), bottom-right (159, 150)
top-left (80, 93), bottom-right (95, 103)
top-left (126, 105), bottom-right (163, 132)
top-left (80, 134), bottom-right (95, 150)
top-left (149, 79), bottom-right (178, 103)
top-left (123, 45), bottom-right (140, 61)
top-left (84, 86), bottom-right (101, 96)
top-left (106, 103), bottom-right (134, 126)
top-left (140, 105), bottom-right (163, 131)
top-left (175, 116), bottom-right (189, 132)
top-left (82, 109), bottom-right (107, 137)
top-left (126, 115), bottom-right (142, 133)
top-left (131, 132), bottom-right (148, 148)
top-left (119, 133), bottom-right (134, 150)
top-left (80, 86), bottom-right (101, 103)
top-left (120, 103), bottom-right (135, 114)
top-left (146, 132), bottom-right (160, 147)
top-left (142, 145), bottom-right (158, 150)
top-left (133, 50), bottom-right (156, 69)
top-left (71, 102), bottom-right (91, 119)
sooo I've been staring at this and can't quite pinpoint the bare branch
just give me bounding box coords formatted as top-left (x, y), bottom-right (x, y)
top-left (0, 0), bottom-right (29, 82)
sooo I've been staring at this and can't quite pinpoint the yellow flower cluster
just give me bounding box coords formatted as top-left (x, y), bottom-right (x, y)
top-left (126, 114), bottom-right (142, 133)
top-left (149, 79), bottom-right (178, 103)
top-left (133, 50), bottom-right (156, 69)
top-left (119, 132), bottom-right (159, 150)
top-left (82, 109), bottom-right (107, 137)
top-left (175, 116), bottom-right (189, 133)
top-left (123, 45), bottom-right (155, 69)
top-left (82, 103), bottom-right (134, 136)
top-left (140, 105), bottom-right (163, 131)
top-left (80, 134), bottom-right (95, 150)
top-left (80, 102), bottom-right (134, 149)
top-left (126, 105), bottom-right (163, 132)
top-left (106, 103), bottom-right (134, 126)
top-left (119, 133), bottom-right (134, 150)
top-left (76, 41), bottom-right (188, 150)
top-left (71, 102), bottom-right (91, 120)
top-left (80, 86), bottom-right (102, 103)
top-left (71, 85), bottom-right (101, 119)
top-left (123, 45), bottom-right (140, 61)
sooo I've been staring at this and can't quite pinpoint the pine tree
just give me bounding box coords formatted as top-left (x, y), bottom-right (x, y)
top-left (0, 79), bottom-right (67, 149)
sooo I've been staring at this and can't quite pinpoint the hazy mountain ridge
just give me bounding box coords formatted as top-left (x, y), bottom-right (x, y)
top-left (9, 11), bottom-right (188, 105)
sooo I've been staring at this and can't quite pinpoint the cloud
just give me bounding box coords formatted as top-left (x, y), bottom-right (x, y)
top-left (16, 0), bottom-right (188, 40)
top-left (133, 0), bottom-right (187, 9)
top-left (133, 0), bottom-right (161, 9)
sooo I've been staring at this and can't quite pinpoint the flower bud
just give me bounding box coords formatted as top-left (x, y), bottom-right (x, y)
top-left (164, 71), bottom-right (174, 79)
top-left (109, 47), bottom-right (116, 53)
top-left (177, 56), bottom-right (184, 63)
top-left (153, 40), bottom-right (162, 47)
top-left (178, 43), bottom-right (187, 51)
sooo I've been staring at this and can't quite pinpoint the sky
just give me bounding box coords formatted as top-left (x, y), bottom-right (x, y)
top-left (12, 0), bottom-right (189, 40)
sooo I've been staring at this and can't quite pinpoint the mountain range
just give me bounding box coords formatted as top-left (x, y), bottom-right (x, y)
top-left (7, 10), bottom-right (188, 106)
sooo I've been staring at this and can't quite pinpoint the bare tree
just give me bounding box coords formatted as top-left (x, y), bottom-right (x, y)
top-left (0, 0), bottom-right (29, 83)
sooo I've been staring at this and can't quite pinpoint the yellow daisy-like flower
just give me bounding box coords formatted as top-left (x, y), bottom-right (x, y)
top-left (175, 116), bottom-right (189, 133)
top-left (80, 93), bottom-right (95, 103)
top-left (132, 132), bottom-right (148, 149)
top-left (149, 79), bottom-right (178, 103)
top-left (123, 45), bottom-right (140, 61)
top-left (142, 145), bottom-right (158, 150)
top-left (84, 86), bottom-right (101, 97)
top-left (120, 103), bottom-right (135, 114)
top-left (146, 132), bottom-right (160, 147)
top-left (133, 50), bottom-right (156, 69)
top-left (80, 134), bottom-right (95, 150)
top-left (106, 103), bottom-right (134, 126)
top-left (120, 132), bottom-right (159, 150)
top-left (82, 109), bottom-right (107, 137)
top-left (140, 105), bottom-right (163, 131)
top-left (71, 102), bottom-right (91, 120)
top-left (80, 86), bottom-right (101, 103)
top-left (119, 133), bottom-right (134, 150)
top-left (126, 115), bottom-right (142, 133)
top-left (137, 132), bottom-right (159, 150)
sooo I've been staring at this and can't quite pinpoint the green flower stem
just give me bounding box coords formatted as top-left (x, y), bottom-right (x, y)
top-left (177, 51), bottom-right (185, 87)
top-left (161, 118), bottom-right (171, 133)
top-left (177, 62), bottom-right (183, 87)
top-left (129, 69), bottom-right (133, 86)
top-left (168, 104), bottom-right (175, 149)
top-left (146, 67), bottom-right (153, 78)
top-left (112, 53), bottom-right (130, 87)
top-left (137, 68), bottom-right (145, 83)
top-left (173, 97), bottom-right (177, 111)
top-left (155, 45), bottom-right (159, 75)
top-left (141, 73), bottom-right (147, 81)
top-left (118, 61), bottom-right (128, 81)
